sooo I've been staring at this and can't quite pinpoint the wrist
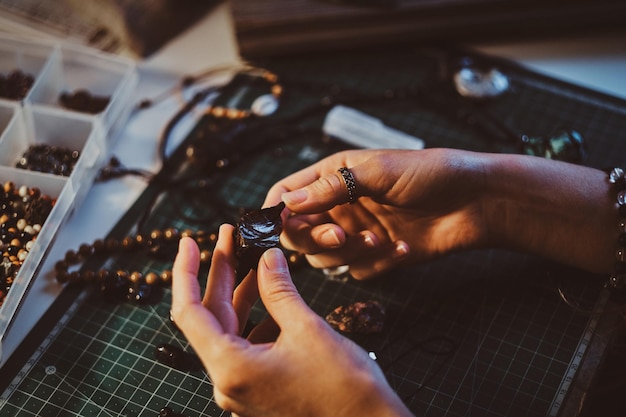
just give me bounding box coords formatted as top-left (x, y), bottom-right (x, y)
top-left (481, 153), bottom-right (614, 273)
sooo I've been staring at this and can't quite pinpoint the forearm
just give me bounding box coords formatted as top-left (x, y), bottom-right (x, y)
top-left (479, 153), bottom-right (615, 274)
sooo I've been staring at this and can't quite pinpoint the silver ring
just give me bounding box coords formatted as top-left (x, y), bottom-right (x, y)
top-left (338, 167), bottom-right (357, 204)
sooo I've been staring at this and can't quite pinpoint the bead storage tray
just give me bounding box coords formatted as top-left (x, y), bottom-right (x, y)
top-left (0, 33), bottom-right (138, 361)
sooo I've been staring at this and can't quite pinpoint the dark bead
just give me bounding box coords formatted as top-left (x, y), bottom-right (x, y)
top-left (92, 239), bottom-right (106, 253)
top-left (619, 205), bottom-right (626, 218)
top-left (55, 260), bottom-right (69, 272)
top-left (65, 250), bottom-right (79, 264)
top-left (78, 243), bottom-right (94, 257)
top-left (154, 343), bottom-right (201, 372)
top-left (97, 269), bottom-right (111, 282)
top-left (121, 237), bottom-right (135, 250)
top-left (127, 282), bottom-right (152, 304)
top-left (82, 270), bottom-right (96, 284)
top-left (105, 238), bottom-right (120, 251)
top-left (69, 271), bottom-right (82, 284)
top-left (100, 271), bottom-right (129, 302)
top-left (56, 271), bottom-right (70, 283)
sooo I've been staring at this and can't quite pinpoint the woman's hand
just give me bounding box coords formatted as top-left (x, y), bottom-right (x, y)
top-left (171, 225), bottom-right (413, 417)
top-left (264, 148), bottom-right (490, 279)
top-left (264, 148), bottom-right (615, 278)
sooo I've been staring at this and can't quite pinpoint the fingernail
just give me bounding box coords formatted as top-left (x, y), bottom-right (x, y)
top-left (282, 189), bottom-right (308, 205)
top-left (362, 231), bottom-right (377, 248)
top-left (262, 248), bottom-right (289, 273)
top-left (393, 241), bottom-right (409, 258)
top-left (320, 228), bottom-right (342, 248)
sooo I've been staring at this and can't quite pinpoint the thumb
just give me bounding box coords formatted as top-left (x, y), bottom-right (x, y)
top-left (257, 248), bottom-right (314, 329)
top-left (281, 166), bottom-right (365, 213)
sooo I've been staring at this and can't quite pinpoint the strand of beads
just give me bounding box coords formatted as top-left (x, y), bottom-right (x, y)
top-left (1, 181), bottom-right (56, 307)
top-left (54, 228), bottom-right (217, 304)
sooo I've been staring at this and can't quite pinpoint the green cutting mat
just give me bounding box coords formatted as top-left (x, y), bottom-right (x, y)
top-left (2, 45), bottom-right (626, 417)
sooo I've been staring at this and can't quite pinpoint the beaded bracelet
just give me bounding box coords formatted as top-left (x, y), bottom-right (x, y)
top-left (607, 167), bottom-right (626, 289)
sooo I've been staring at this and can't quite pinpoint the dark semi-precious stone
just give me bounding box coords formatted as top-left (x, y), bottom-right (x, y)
top-left (154, 343), bottom-right (202, 372)
top-left (325, 300), bottom-right (386, 334)
top-left (233, 202), bottom-right (285, 281)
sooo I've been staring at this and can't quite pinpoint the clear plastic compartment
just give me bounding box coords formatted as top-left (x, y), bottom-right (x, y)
top-left (0, 35), bottom-right (55, 103)
top-left (27, 42), bottom-right (138, 140)
top-left (0, 33), bottom-right (135, 361)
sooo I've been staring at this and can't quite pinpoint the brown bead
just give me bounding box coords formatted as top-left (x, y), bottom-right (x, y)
top-left (181, 229), bottom-right (195, 238)
top-left (98, 269), bottom-right (111, 282)
top-left (129, 271), bottom-right (143, 283)
top-left (116, 270), bottom-right (129, 280)
top-left (56, 271), bottom-right (70, 283)
top-left (69, 271), bottom-right (82, 284)
top-left (160, 270), bottom-right (172, 286)
top-left (10, 238), bottom-right (21, 248)
top-left (121, 237), bottom-right (135, 250)
top-left (65, 250), bottom-right (79, 264)
top-left (78, 243), bottom-right (94, 257)
top-left (92, 239), bottom-right (106, 253)
top-left (199, 249), bottom-right (212, 263)
top-left (271, 84), bottom-right (283, 97)
top-left (135, 234), bottom-right (146, 246)
top-left (150, 230), bottom-right (163, 242)
top-left (55, 260), bottom-right (69, 272)
top-left (82, 270), bottom-right (96, 284)
top-left (105, 238), bottom-right (120, 251)
top-left (145, 272), bottom-right (158, 285)
top-left (163, 228), bottom-right (180, 242)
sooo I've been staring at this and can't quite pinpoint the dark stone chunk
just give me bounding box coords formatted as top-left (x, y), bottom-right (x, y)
top-left (325, 300), bottom-right (386, 334)
top-left (233, 202), bottom-right (285, 281)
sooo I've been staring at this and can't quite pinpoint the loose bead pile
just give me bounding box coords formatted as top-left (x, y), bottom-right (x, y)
top-left (1, 181), bottom-right (56, 307)
top-left (16, 144), bottom-right (81, 177)
top-left (59, 89), bottom-right (110, 114)
top-left (0, 69), bottom-right (35, 100)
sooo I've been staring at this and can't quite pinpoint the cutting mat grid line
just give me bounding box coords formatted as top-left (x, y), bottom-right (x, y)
top-left (2, 46), bottom-right (625, 417)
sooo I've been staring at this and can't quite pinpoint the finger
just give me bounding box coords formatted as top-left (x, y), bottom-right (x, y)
top-left (303, 230), bottom-right (380, 269)
top-left (280, 217), bottom-right (346, 254)
top-left (232, 269), bottom-right (259, 336)
top-left (257, 248), bottom-right (316, 331)
top-left (203, 224), bottom-right (239, 335)
top-left (171, 236), bottom-right (202, 312)
top-left (171, 237), bottom-right (231, 354)
top-left (347, 240), bottom-right (410, 280)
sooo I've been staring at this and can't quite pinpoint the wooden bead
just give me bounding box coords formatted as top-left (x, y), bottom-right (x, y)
top-left (129, 271), bottom-right (143, 284)
top-left (160, 270), bottom-right (172, 286)
top-left (199, 249), bottom-right (212, 263)
top-left (65, 250), bottom-right (79, 263)
top-left (145, 272), bottom-right (158, 285)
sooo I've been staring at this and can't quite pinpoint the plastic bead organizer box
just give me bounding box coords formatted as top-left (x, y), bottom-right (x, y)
top-left (2, 43), bottom-right (626, 417)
